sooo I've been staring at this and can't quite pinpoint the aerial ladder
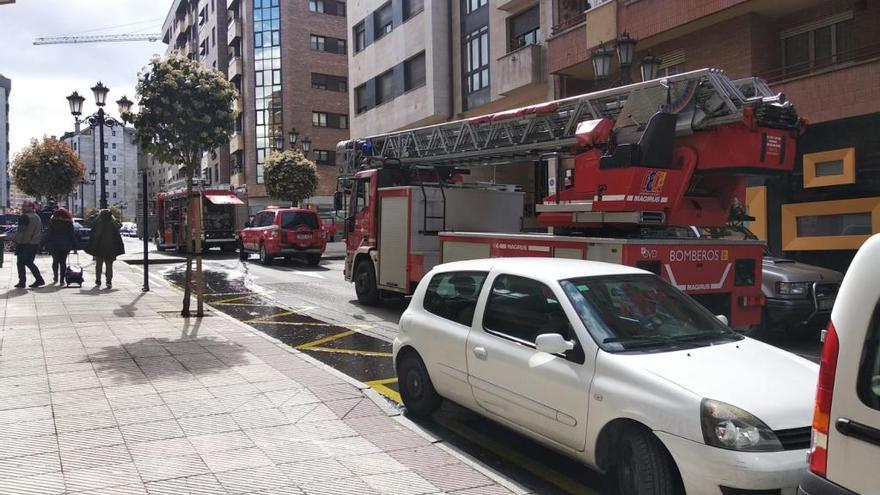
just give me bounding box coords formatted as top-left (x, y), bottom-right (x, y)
top-left (335, 68), bottom-right (804, 328)
top-left (33, 33), bottom-right (162, 45)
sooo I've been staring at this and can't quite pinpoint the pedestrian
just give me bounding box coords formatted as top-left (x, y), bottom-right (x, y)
top-left (86, 209), bottom-right (125, 289)
top-left (45, 208), bottom-right (78, 285)
top-left (13, 200), bottom-right (45, 288)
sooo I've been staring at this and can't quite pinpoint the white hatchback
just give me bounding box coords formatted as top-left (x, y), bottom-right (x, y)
top-left (393, 258), bottom-right (818, 495)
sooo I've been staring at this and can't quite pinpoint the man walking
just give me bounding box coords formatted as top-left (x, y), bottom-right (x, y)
top-left (14, 200), bottom-right (45, 288)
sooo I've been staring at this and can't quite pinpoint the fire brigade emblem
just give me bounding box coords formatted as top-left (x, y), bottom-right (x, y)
top-left (643, 170), bottom-right (667, 193)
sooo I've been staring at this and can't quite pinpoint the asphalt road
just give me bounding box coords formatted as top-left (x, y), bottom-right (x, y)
top-left (123, 237), bottom-right (826, 495)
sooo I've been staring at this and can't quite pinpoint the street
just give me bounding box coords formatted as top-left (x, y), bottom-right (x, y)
top-left (122, 238), bottom-right (826, 495)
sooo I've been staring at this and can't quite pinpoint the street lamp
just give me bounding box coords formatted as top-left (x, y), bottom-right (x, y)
top-left (640, 54), bottom-right (662, 82)
top-left (301, 136), bottom-right (312, 155)
top-left (591, 42), bottom-right (612, 84)
top-left (616, 32), bottom-right (637, 84)
top-left (67, 81), bottom-right (126, 210)
top-left (288, 128), bottom-right (299, 148)
top-left (273, 130), bottom-right (284, 152)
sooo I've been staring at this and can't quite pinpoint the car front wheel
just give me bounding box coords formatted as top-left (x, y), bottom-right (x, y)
top-left (397, 353), bottom-right (441, 417)
top-left (615, 428), bottom-right (679, 495)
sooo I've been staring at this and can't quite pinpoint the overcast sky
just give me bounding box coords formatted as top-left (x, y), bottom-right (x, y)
top-left (0, 0), bottom-right (173, 158)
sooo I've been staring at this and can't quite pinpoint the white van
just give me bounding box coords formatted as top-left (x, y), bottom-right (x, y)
top-left (799, 233), bottom-right (880, 495)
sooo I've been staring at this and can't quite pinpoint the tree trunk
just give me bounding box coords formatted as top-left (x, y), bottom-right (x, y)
top-left (181, 164), bottom-right (194, 317)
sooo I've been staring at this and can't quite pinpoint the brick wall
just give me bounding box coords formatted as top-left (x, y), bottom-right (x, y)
top-left (546, 23), bottom-right (587, 74)
top-left (618, 0), bottom-right (748, 41)
top-left (772, 59), bottom-right (880, 123)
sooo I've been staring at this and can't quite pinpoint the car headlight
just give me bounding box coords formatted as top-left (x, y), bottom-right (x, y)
top-left (776, 281), bottom-right (809, 296)
top-left (700, 399), bottom-right (782, 452)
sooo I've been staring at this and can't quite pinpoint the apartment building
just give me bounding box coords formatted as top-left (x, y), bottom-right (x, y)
top-left (162, 0), bottom-right (231, 187)
top-left (546, 0), bottom-right (880, 270)
top-left (227, 0), bottom-right (349, 214)
top-left (62, 126), bottom-right (139, 221)
top-left (0, 75), bottom-right (9, 213)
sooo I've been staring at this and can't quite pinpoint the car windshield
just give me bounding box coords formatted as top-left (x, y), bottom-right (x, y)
top-left (280, 211), bottom-right (319, 230)
top-left (560, 274), bottom-right (742, 353)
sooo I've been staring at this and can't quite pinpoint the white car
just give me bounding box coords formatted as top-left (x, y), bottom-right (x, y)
top-left (799, 233), bottom-right (880, 495)
top-left (393, 258), bottom-right (818, 495)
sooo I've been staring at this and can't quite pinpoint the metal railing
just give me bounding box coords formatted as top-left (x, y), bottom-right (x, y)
top-left (550, 12), bottom-right (586, 36)
top-left (757, 42), bottom-right (880, 84)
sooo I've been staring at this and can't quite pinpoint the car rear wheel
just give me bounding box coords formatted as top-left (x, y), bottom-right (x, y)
top-left (238, 242), bottom-right (248, 261)
top-left (306, 254), bottom-right (321, 266)
top-left (354, 259), bottom-right (379, 305)
top-left (397, 353), bottom-right (442, 417)
top-left (614, 428), bottom-right (679, 495)
top-left (259, 244), bottom-right (272, 265)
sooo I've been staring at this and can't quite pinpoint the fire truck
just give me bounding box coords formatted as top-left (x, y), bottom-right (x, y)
top-left (154, 185), bottom-right (247, 253)
top-left (334, 68), bottom-right (803, 328)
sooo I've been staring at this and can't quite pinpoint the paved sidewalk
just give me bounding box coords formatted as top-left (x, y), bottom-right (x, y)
top-left (0, 254), bottom-right (515, 495)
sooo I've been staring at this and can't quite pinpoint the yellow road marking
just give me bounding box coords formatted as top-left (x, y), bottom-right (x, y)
top-left (245, 310), bottom-right (300, 322)
top-left (305, 347), bottom-right (393, 358)
top-left (434, 416), bottom-right (599, 495)
top-left (211, 294), bottom-right (260, 305)
top-left (297, 330), bottom-right (356, 349)
top-left (365, 378), bottom-right (401, 403)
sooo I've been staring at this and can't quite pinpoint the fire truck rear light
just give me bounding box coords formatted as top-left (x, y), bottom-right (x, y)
top-left (738, 295), bottom-right (765, 307)
top-left (809, 321), bottom-right (839, 477)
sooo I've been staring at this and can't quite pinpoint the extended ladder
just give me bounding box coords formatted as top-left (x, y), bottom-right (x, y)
top-left (337, 68), bottom-right (797, 178)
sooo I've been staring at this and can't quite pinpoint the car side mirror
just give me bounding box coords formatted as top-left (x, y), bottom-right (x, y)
top-left (716, 314), bottom-right (729, 326)
top-left (535, 333), bottom-right (576, 355)
top-left (333, 191), bottom-right (343, 211)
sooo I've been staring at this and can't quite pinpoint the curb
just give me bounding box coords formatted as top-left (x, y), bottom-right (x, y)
top-left (134, 264), bottom-right (527, 495)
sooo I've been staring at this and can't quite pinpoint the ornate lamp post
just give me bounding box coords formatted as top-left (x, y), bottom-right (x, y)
top-left (615, 32), bottom-right (637, 85)
top-left (640, 55), bottom-right (662, 82)
top-left (591, 42), bottom-right (612, 86)
top-left (301, 136), bottom-right (312, 156)
top-left (288, 128), bottom-right (299, 149)
top-left (67, 82), bottom-right (126, 210)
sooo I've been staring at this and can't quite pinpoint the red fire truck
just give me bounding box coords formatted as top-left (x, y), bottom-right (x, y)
top-left (334, 68), bottom-right (803, 328)
top-left (154, 185), bottom-right (247, 253)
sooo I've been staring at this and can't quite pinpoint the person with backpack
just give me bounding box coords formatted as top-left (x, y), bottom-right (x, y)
top-left (86, 209), bottom-right (125, 289)
top-left (45, 208), bottom-right (78, 285)
top-left (13, 200), bottom-right (45, 289)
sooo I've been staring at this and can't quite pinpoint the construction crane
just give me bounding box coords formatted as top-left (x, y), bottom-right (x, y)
top-left (33, 33), bottom-right (162, 45)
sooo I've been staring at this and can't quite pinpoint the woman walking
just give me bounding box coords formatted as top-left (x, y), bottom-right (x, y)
top-left (45, 208), bottom-right (78, 285)
top-left (13, 200), bottom-right (45, 288)
top-left (86, 210), bottom-right (125, 289)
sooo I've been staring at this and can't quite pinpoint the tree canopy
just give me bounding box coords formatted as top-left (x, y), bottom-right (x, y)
top-left (264, 150), bottom-right (318, 205)
top-left (11, 137), bottom-right (84, 199)
top-left (127, 55), bottom-right (238, 172)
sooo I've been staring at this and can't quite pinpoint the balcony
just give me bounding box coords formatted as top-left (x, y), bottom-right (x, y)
top-left (229, 133), bottom-right (244, 154)
top-left (495, 0), bottom-right (536, 12)
top-left (496, 43), bottom-right (545, 96)
top-left (228, 57), bottom-right (243, 81)
top-left (228, 18), bottom-right (242, 44)
top-left (547, 17), bottom-right (587, 75)
top-left (227, 0), bottom-right (239, 10)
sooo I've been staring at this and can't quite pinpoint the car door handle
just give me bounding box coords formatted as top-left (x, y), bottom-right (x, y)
top-left (472, 347), bottom-right (488, 359)
top-left (836, 418), bottom-right (880, 448)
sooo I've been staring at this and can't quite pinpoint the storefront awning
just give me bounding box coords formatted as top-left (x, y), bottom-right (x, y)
top-left (206, 194), bottom-right (245, 205)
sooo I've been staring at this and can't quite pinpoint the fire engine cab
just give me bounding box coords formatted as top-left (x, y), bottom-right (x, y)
top-left (154, 185), bottom-right (247, 253)
top-left (335, 68), bottom-right (804, 329)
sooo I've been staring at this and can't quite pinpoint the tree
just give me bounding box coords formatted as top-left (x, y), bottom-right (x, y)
top-left (128, 55), bottom-right (237, 317)
top-left (264, 150), bottom-right (318, 206)
top-left (11, 137), bottom-right (84, 201)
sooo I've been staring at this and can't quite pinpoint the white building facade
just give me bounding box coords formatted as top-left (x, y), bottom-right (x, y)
top-left (0, 75), bottom-right (10, 213)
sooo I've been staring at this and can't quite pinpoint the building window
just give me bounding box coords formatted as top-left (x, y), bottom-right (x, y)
top-left (509, 6), bottom-right (540, 51)
top-left (311, 73), bottom-right (347, 92)
top-left (355, 84), bottom-right (369, 114)
top-left (781, 13), bottom-right (853, 76)
top-left (336, 1), bottom-right (346, 16)
top-left (253, 0), bottom-right (282, 184)
top-left (212, 27), bottom-right (216, 47)
top-left (112, 143), bottom-right (116, 149)
top-left (463, 26), bottom-right (490, 109)
top-left (803, 147), bottom-right (856, 189)
top-left (310, 35), bottom-right (326, 51)
top-left (112, 168), bottom-right (117, 174)
top-left (354, 22), bottom-right (366, 52)
top-left (112, 130), bottom-right (116, 137)
top-left (781, 197), bottom-right (880, 251)
top-left (374, 3), bottom-right (393, 38)
top-left (314, 150), bottom-right (331, 164)
top-left (339, 114), bottom-right (348, 129)
top-left (376, 70), bottom-right (394, 105)
top-left (403, 0), bottom-right (424, 20)
top-left (312, 112), bottom-right (328, 127)
top-left (113, 193), bottom-right (117, 199)
top-left (309, 0), bottom-right (325, 12)
top-left (404, 52), bottom-right (426, 91)
top-left (465, 0), bottom-right (488, 14)
top-left (112, 155), bottom-right (117, 161)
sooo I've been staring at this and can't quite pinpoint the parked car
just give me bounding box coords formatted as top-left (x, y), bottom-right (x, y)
top-left (238, 207), bottom-right (326, 266)
top-left (120, 222), bottom-right (137, 237)
top-left (799, 233), bottom-right (880, 495)
top-left (394, 257), bottom-right (817, 495)
top-left (72, 219), bottom-right (90, 250)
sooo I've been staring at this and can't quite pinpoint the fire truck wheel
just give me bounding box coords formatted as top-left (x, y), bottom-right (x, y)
top-left (397, 352), bottom-right (441, 417)
top-left (259, 244), bottom-right (272, 265)
top-left (354, 260), bottom-right (380, 306)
